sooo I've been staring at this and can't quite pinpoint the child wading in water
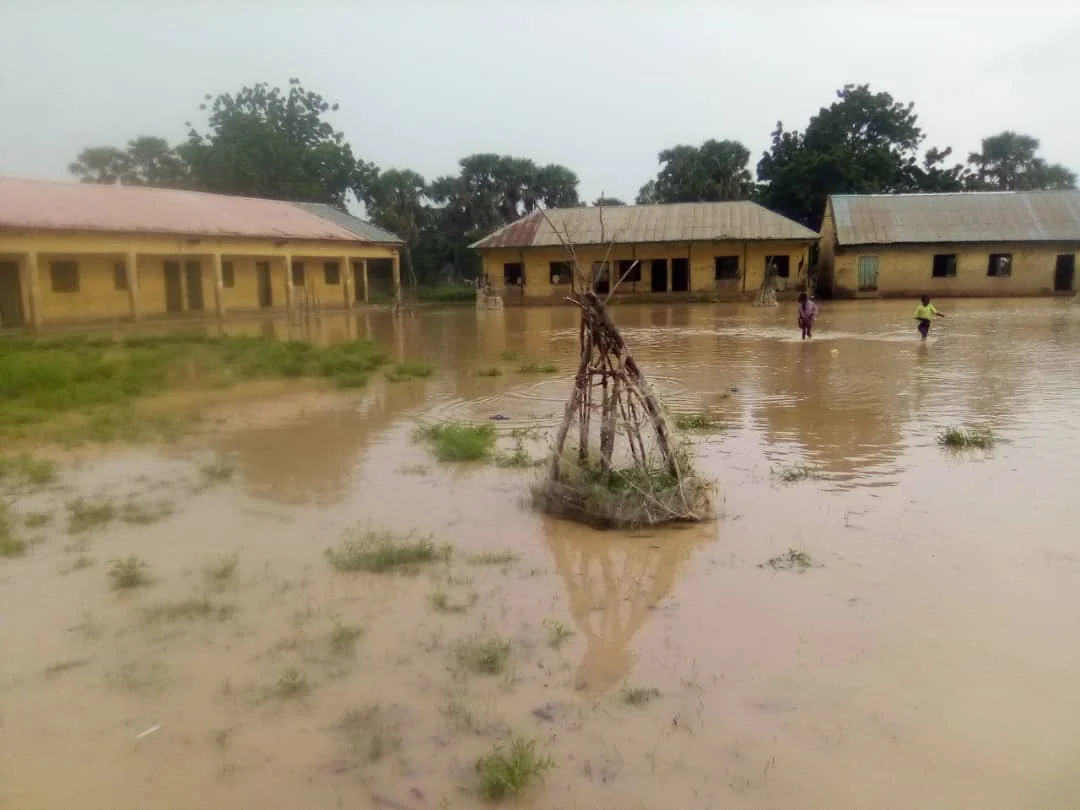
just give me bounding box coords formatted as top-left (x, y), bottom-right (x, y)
top-left (797, 292), bottom-right (818, 339)
top-left (914, 294), bottom-right (945, 339)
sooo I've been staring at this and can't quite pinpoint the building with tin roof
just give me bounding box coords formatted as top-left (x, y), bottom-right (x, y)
top-left (819, 191), bottom-right (1080, 298)
top-left (0, 176), bottom-right (402, 328)
top-left (470, 201), bottom-right (818, 303)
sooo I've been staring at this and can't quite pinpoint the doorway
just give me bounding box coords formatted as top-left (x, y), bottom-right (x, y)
top-left (0, 261), bottom-right (25, 327)
top-left (184, 260), bottom-right (204, 311)
top-left (671, 258), bottom-right (689, 292)
top-left (256, 261), bottom-right (273, 307)
top-left (351, 261), bottom-right (365, 303)
top-left (163, 261), bottom-right (183, 313)
top-left (1054, 254), bottom-right (1075, 292)
top-left (650, 259), bottom-right (667, 293)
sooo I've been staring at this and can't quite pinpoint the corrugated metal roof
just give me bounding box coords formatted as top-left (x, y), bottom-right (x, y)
top-left (831, 191), bottom-right (1080, 246)
top-left (470, 201), bottom-right (818, 249)
top-left (0, 176), bottom-right (384, 243)
top-left (293, 202), bottom-right (402, 244)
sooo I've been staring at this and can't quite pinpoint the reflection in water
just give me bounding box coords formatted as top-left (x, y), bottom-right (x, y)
top-left (544, 517), bottom-right (708, 694)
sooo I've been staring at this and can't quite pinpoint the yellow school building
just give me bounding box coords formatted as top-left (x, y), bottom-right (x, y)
top-left (471, 201), bottom-right (818, 303)
top-left (0, 177), bottom-right (402, 329)
top-left (818, 191), bottom-right (1080, 298)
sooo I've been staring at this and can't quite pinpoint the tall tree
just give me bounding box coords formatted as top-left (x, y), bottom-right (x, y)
top-left (179, 78), bottom-right (366, 208)
top-left (637, 139), bottom-right (755, 204)
top-left (357, 168), bottom-right (429, 284)
top-left (120, 136), bottom-right (189, 187)
top-left (592, 196), bottom-right (626, 206)
top-left (756, 84), bottom-right (952, 228)
top-left (967, 131), bottom-right (1077, 190)
top-left (69, 146), bottom-right (128, 184)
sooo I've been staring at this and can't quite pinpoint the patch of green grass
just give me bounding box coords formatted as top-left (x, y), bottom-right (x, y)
top-left (67, 497), bottom-right (116, 533)
top-left (430, 589), bottom-right (476, 614)
top-left (771, 464), bottom-right (819, 484)
top-left (621, 686), bottom-right (661, 705)
top-left (468, 549), bottom-right (520, 567)
top-left (273, 667), bottom-right (310, 699)
top-left (674, 412), bottom-right (725, 431)
top-left (119, 498), bottom-right (175, 525)
top-left (24, 510), bottom-right (52, 529)
top-left (204, 553), bottom-right (239, 587)
top-left (385, 361), bottom-right (434, 382)
top-left (142, 596), bottom-right (235, 623)
top-left (456, 636), bottom-right (511, 675)
top-left (493, 442), bottom-right (541, 469)
top-left (476, 737), bottom-right (553, 801)
top-left (544, 620), bottom-right (575, 649)
top-left (475, 367), bottom-right (503, 378)
top-left (325, 529), bottom-right (441, 573)
top-left (415, 422), bottom-right (497, 463)
top-left (938, 426), bottom-right (995, 450)
top-left (0, 521), bottom-right (27, 559)
top-left (108, 556), bottom-right (152, 589)
top-left (517, 362), bottom-right (558, 374)
top-left (0, 335), bottom-right (386, 443)
top-left (329, 622), bottom-right (363, 656)
top-left (0, 454), bottom-right (58, 489)
top-left (764, 548), bottom-right (814, 572)
top-left (417, 284), bottom-right (476, 303)
top-left (199, 459), bottom-right (235, 484)
top-left (499, 349), bottom-right (520, 362)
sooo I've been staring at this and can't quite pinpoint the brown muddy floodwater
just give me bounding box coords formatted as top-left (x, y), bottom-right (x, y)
top-left (3, 299), bottom-right (1080, 810)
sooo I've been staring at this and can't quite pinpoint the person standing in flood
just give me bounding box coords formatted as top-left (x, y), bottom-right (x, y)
top-left (797, 292), bottom-right (818, 339)
top-left (914, 294), bottom-right (945, 339)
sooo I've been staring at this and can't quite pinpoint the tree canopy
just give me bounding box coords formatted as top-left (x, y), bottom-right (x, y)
top-left (69, 136), bottom-right (188, 187)
top-left (637, 139), bottom-right (754, 204)
top-left (967, 131), bottom-right (1077, 191)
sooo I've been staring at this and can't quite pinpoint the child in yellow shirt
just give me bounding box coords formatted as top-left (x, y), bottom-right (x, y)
top-left (914, 294), bottom-right (945, 339)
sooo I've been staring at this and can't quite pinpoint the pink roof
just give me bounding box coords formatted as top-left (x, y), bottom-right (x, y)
top-left (0, 176), bottom-right (367, 242)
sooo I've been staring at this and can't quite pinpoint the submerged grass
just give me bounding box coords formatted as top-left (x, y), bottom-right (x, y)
top-left (109, 556), bottom-right (152, 589)
top-left (517, 361), bottom-right (558, 374)
top-left (415, 422), bottom-right (497, 462)
top-left (0, 503), bottom-right (26, 558)
top-left (674, 412), bottom-right (725, 432)
top-left (493, 441), bottom-right (541, 469)
top-left (468, 549), bottom-right (520, 567)
top-left (475, 367), bottom-right (503, 378)
top-left (621, 686), bottom-right (661, 705)
top-left (0, 335), bottom-right (386, 443)
top-left (142, 596), bottom-right (235, 623)
top-left (476, 737), bottom-right (553, 801)
top-left (456, 636), bottom-right (511, 675)
top-left (544, 619), bottom-right (575, 649)
top-left (0, 454), bottom-right (58, 489)
top-left (329, 622), bottom-right (364, 656)
top-left (772, 463), bottom-right (819, 484)
top-left (764, 548), bottom-right (814, 572)
top-left (325, 529), bottom-right (441, 573)
top-left (67, 497), bottom-right (117, 533)
top-left (385, 361), bottom-right (434, 382)
top-left (938, 426), bottom-right (995, 450)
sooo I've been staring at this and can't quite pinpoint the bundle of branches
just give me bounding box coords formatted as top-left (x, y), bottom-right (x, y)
top-left (531, 207), bottom-right (713, 528)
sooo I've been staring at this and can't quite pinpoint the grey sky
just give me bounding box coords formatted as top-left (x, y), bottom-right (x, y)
top-left (2, 0), bottom-right (1078, 207)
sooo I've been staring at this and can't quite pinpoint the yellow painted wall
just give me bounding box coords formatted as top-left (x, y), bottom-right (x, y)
top-left (0, 230), bottom-right (398, 325)
top-left (478, 240), bottom-right (811, 301)
top-left (831, 243), bottom-right (1080, 298)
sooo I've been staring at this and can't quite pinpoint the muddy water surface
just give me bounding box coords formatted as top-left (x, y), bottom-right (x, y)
top-left (3, 299), bottom-right (1080, 809)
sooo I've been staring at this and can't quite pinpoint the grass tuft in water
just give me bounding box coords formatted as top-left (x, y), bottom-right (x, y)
top-left (200, 459), bottom-right (235, 484)
top-left (938, 426), bottom-right (995, 450)
top-left (517, 361), bottom-right (558, 374)
top-left (764, 548), bottom-right (814, 572)
top-left (771, 464), bottom-right (819, 484)
top-left (456, 636), bottom-right (511, 675)
top-left (545, 619), bottom-right (575, 649)
top-left (24, 511), bottom-right (53, 529)
top-left (385, 361), bottom-right (434, 382)
top-left (338, 706), bottom-right (403, 762)
top-left (498, 349), bottom-right (520, 362)
top-left (415, 422), bottom-right (497, 462)
top-left (476, 737), bottom-right (553, 801)
top-left (674, 412), bottom-right (725, 432)
top-left (273, 667), bottom-right (310, 699)
top-left (468, 549), bottom-right (520, 567)
top-left (119, 498), bottom-right (175, 525)
top-left (0, 503), bottom-right (27, 558)
top-left (430, 589), bottom-right (476, 614)
top-left (0, 454), bottom-right (58, 489)
top-left (476, 367), bottom-right (503, 378)
top-left (109, 556), bottom-right (152, 589)
top-left (621, 686), bottom-right (661, 705)
top-left (204, 553), bottom-right (239, 587)
top-left (67, 497), bottom-right (116, 533)
top-left (325, 529), bottom-right (441, 573)
top-left (142, 596), bottom-right (235, 623)
top-left (329, 622), bottom-right (364, 656)
top-left (493, 441), bottom-right (541, 469)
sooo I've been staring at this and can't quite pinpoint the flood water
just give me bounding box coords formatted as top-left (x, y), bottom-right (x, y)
top-left (3, 299), bottom-right (1080, 809)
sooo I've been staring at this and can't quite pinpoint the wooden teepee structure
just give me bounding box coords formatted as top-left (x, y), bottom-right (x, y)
top-left (532, 207), bottom-right (712, 528)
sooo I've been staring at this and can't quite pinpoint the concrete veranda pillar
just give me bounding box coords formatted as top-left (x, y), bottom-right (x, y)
top-left (25, 251), bottom-right (43, 330)
top-left (126, 250), bottom-right (141, 322)
top-left (361, 259), bottom-right (370, 305)
top-left (342, 256), bottom-right (354, 310)
top-left (284, 254), bottom-right (295, 310)
top-left (392, 253), bottom-right (401, 306)
top-left (212, 252), bottom-right (226, 318)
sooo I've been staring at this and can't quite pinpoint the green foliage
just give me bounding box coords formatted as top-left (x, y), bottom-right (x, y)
top-left (69, 136), bottom-right (189, 188)
top-left (674, 412), bottom-right (724, 431)
top-left (414, 422), bottom-right (497, 462)
top-left (476, 737), bottom-right (553, 801)
top-left (493, 441), bottom-right (540, 469)
top-left (329, 622), bottom-right (364, 655)
top-left (385, 361), bottom-right (434, 382)
top-left (938, 426), bottom-right (995, 450)
top-left (592, 196), bottom-right (626, 206)
top-left (325, 529), bottom-right (439, 573)
top-left (456, 636), bottom-right (511, 675)
top-left (637, 139), bottom-right (755, 204)
top-left (67, 498), bottom-right (117, 533)
top-left (544, 619), bottom-right (575, 649)
top-left (765, 548), bottom-right (814, 571)
top-left (517, 362), bottom-right (558, 374)
top-left (967, 131), bottom-right (1076, 190)
top-left (621, 686), bottom-right (661, 705)
top-left (0, 454), bottom-right (58, 489)
top-left (0, 503), bottom-right (26, 558)
top-left (772, 464), bottom-right (819, 483)
top-left (109, 556), bottom-right (152, 589)
top-left (142, 597), bottom-right (235, 623)
top-left (468, 549), bottom-right (520, 566)
top-left (180, 78), bottom-right (362, 208)
top-left (417, 285), bottom-right (476, 303)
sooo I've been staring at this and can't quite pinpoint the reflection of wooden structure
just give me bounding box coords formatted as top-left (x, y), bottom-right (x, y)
top-left (545, 520), bottom-right (704, 694)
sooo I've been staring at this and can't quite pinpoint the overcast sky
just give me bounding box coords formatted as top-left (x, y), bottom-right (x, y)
top-left (2, 0), bottom-right (1078, 207)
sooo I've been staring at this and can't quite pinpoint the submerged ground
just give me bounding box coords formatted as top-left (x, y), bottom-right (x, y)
top-left (2, 299), bottom-right (1080, 809)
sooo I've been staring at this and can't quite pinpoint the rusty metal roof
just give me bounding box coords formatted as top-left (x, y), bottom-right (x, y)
top-left (0, 176), bottom-right (398, 243)
top-left (470, 201), bottom-right (818, 249)
top-left (831, 191), bottom-right (1080, 246)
